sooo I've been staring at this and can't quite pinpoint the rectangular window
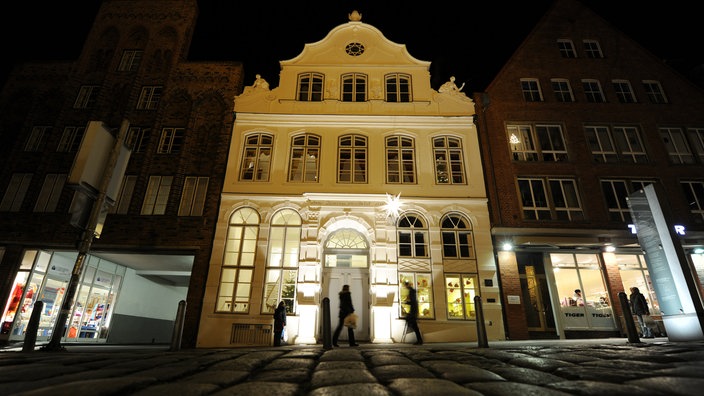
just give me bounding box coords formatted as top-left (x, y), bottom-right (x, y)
top-left (338, 135), bottom-right (367, 183)
top-left (141, 176), bottom-right (173, 215)
top-left (550, 79), bottom-right (574, 102)
top-left (57, 126), bottom-right (85, 152)
top-left (126, 127), bottom-right (150, 153)
top-left (297, 73), bottom-right (324, 101)
top-left (117, 50), bottom-right (143, 72)
top-left (136, 86), bottom-right (163, 110)
top-left (586, 125), bottom-right (647, 163)
top-left (109, 175), bottom-right (136, 214)
top-left (433, 136), bottom-right (465, 184)
top-left (520, 78), bottom-right (543, 102)
top-left (613, 126), bottom-right (648, 163)
top-left (507, 124), bottom-right (568, 162)
top-left (157, 127), bottom-right (184, 154)
top-left (583, 39), bottom-right (603, 58)
top-left (73, 85), bottom-right (100, 109)
top-left (660, 127), bottom-right (694, 164)
top-left (399, 273), bottom-right (433, 319)
top-left (643, 80), bottom-right (668, 104)
top-left (612, 79), bottom-right (637, 103)
top-left (518, 177), bottom-right (583, 221)
top-left (385, 73), bottom-right (411, 102)
top-left (557, 39), bottom-right (577, 58)
top-left (0, 173), bottom-right (32, 212)
top-left (601, 179), bottom-right (655, 222)
top-left (34, 174), bottom-right (66, 212)
top-left (24, 126), bottom-right (51, 152)
top-left (681, 180), bottom-right (704, 222)
top-left (386, 136), bottom-right (416, 183)
top-left (688, 128), bottom-right (704, 163)
top-left (178, 176), bottom-right (209, 216)
top-left (288, 134), bottom-right (320, 182)
top-left (445, 274), bottom-right (478, 320)
top-left (582, 79), bottom-right (605, 103)
top-left (240, 133), bottom-right (273, 182)
top-left (341, 73), bottom-right (367, 102)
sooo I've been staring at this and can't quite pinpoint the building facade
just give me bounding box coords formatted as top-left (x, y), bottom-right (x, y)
top-left (475, 0), bottom-right (704, 340)
top-left (196, 11), bottom-right (504, 347)
top-left (0, 0), bottom-right (242, 347)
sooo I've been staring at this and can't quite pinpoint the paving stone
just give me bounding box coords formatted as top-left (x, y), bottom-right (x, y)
top-left (507, 355), bottom-right (574, 372)
top-left (13, 376), bottom-right (158, 396)
top-left (178, 369), bottom-right (249, 386)
top-left (212, 381), bottom-right (300, 396)
top-left (308, 383), bottom-right (392, 396)
top-left (466, 380), bottom-right (573, 395)
top-left (547, 379), bottom-right (670, 396)
top-left (309, 368), bottom-right (377, 388)
top-left (626, 376), bottom-right (704, 396)
top-left (250, 368), bottom-right (312, 383)
top-left (492, 366), bottom-right (566, 385)
top-left (387, 378), bottom-right (482, 395)
top-left (371, 364), bottom-right (436, 383)
top-left (263, 357), bottom-right (317, 370)
top-left (131, 382), bottom-right (220, 396)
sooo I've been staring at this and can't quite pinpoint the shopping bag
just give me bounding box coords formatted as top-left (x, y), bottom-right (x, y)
top-left (344, 313), bottom-right (358, 329)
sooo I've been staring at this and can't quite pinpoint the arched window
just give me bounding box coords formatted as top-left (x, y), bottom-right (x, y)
top-left (297, 72), bottom-right (324, 101)
top-left (441, 213), bottom-right (475, 259)
top-left (216, 207), bottom-right (259, 313)
top-left (385, 73), bottom-right (411, 102)
top-left (338, 134), bottom-right (367, 183)
top-left (341, 73), bottom-right (367, 102)
top-left (386, 135), bottom-right (416, 184)
top-left (433, 136), bottom-right (466, 184)
top-left (397, 213), bottom-right (428, 258)
top-left (262, 209), bottom-right (301, 314)
top-left (240, 133), bottom-right (273, 181)
top-left (288, 134), bottom-right (320, 182)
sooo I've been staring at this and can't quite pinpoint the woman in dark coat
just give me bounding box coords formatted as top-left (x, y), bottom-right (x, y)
top-left (629, 287), bottom-right (654, 338)
top-left (273, 301), bottom-right (287, 346)
top-left (332, 284), bottom-right (358, 347)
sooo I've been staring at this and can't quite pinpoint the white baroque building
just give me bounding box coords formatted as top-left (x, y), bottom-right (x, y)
top-left (197, 11), bottom-right (505, 347)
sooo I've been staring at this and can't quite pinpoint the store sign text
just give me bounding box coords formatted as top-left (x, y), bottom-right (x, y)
top-left (628, 224), bottom-right (685, 235)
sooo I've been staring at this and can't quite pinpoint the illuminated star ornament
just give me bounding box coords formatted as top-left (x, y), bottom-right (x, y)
top-left (383, 193), bottom-right (402, 224)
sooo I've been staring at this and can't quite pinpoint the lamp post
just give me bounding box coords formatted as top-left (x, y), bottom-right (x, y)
top-left (41, 119), bottom-right (130, 351)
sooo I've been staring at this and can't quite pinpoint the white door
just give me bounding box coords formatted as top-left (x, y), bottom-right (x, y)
top-left (323, 268), bottom-right (369, 341)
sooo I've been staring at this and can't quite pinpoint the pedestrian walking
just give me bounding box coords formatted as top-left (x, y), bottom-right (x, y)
top-left (629, 287), bottom-right (654, 338)
top-left (332, 284), bottom-right (358, 347)
top-left (273, 301), bottom-right (287, 346)
top-left (404, 280), bottom-right (423, 345)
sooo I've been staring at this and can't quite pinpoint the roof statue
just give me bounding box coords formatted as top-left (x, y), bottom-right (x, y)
top-left (438, 76), bottom-right (472, 102)
top-left (348, 10), bottom-right (362, 21)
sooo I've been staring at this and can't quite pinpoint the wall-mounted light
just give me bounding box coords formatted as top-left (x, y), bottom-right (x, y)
top-left (694, 247), bottom-right (704, 254)
top-left (604, 245), bottom-right (616, 253)
top-left (501, 242), bottom-right (513, 251)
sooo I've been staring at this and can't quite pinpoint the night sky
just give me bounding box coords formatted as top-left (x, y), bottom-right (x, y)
top-left (1, 1), bottom-right (701, 93)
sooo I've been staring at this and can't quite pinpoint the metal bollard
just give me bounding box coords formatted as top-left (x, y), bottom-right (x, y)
top-left (22, 301), bottom-right (44, 353)
top-left (169, 300), bottom-right (187, 351)
top-left (619, 292), bottom-right (641, 343)
top-left (322, 297), bottom-right (332, 349)
top-left (474, 296), bottom-right (489, 348)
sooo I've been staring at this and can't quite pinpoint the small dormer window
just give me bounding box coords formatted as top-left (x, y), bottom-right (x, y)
top-left (345, 42), bottom-right (365, 56)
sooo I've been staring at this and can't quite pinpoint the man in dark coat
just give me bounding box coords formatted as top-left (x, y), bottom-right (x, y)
top-left (332, 284), bottom-right (358, 347)
top-left (630, 287), bottom-right (654, 338)
top-left (404, 280), bottom-right (423, 345)
top-left (273, 301), bottom-right (287, 346)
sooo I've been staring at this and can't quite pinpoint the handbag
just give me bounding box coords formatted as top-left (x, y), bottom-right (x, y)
top-left (343, 313), bottom-right (358, 329)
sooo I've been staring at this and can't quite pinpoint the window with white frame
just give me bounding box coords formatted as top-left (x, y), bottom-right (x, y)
top-left (397, 213), bottom-right (428, 258)
top-left (681, 180), bottom-right (704, 222)
top-left (341, 73), bottom-right (367, 102)
top-left (445, 273), bottom-right (478, 320)
top-left (73, 85), bottom-right (100, 109)
top-left (386, 136), bottom-right (416, 183)
top-left (518, 177), bottom-right (584, 221)
top-left (57, 126), bottom-right (85, 152)
top-left (688, 128), bottom-right (704, 163)
top-left (338, 134), bottom-right (367, 183)
top-left (441, 213), bottom-right (475, 259)
top-left (660, 127), bottom-right (694, 164)
top-left (557, 39), bottom-right (577, 58)
top-left (262, 209), bottom-right (301, 315)
top-left (216, 207), bottom-right (259, 313)
top-left (136, 86), bottom-right (162, 110)
top-left (240, 133), bottom-right (273, 181)
top-left (117, 50), bottom-right (143, 72)
top-left (507, 124), bottom-right (568, 162)
top-left (34, 174), bottom-right (66, 213)
top-left (550, 79), bottom-right (574, 102)
top-left (24, 126), bottom-right (51, 152)
top-left (141, 175), bottom-right (173, 215)
top-left (582, 39), bottom-right (603, 58)
top-left (0, 173), bottom-right (32, 212)
top-left (385, 73), bottom-right (411, 102)
top-left (601, 178), bottom-right (656, 222)
top-left (582, 79), bottom-right (606, 103)
top-left (108, 175), bottom-right (136, 214)
top-left (643, 80), bottom-right (668, 104)
top-left (288, 134), bottom-right (320, 182)
top-left (297, 72), bottom-right (324, 101)
top-left (520, 78), bottom-right (543, 102)
top-left (178, 176), bottom-right (208, 216)
top-left (616, 254), bottom-right (661, 315)
top-left (157, 127), bottom-right (184, 154)
top-left (433, 136), bottom-right (465, 184)
top-left (585, 125), bottom-right (648, 163)
top-left (612, 80), bottom-right (637, 103)
top-left (126, 127), bottom-right (150, 153)
top-left (399, 272), bottom-right (433, 319)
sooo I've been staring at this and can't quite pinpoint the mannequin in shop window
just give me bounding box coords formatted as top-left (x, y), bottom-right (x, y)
top-left (573, 289), bottom-right (584, 306)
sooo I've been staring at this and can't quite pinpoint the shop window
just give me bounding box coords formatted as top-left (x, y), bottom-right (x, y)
top-left (551, 253), bottom-right (616, 330)
top-left (262, 209), bottom-right (301, 315)
top-left (216, 207), bottom-right (259, 313)
top-left (615, 254), bottom-right (661, 315)
top-left (399, 272), bottom-right (433, 319)
top-left (445, 274), bottom-right (478, 320)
